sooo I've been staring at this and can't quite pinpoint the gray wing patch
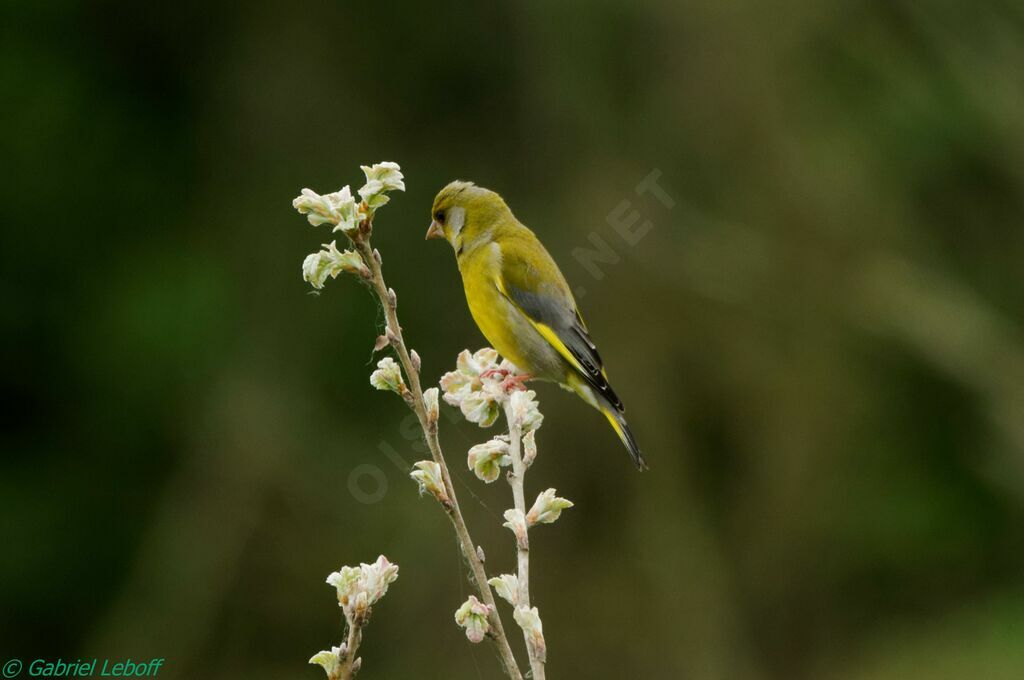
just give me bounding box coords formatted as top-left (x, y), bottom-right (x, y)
top-left (503, 282), bottom-right (623, 412)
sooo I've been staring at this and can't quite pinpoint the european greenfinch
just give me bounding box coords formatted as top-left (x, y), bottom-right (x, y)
top-left (426, 181), bottom-right (645, 469)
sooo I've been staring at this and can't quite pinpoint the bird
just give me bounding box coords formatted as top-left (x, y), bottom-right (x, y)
top-left (426, 180), bottom-right (646, 469)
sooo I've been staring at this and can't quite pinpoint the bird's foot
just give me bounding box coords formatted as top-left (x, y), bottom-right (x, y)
top-left (500, 373), bottom-right (533, 392)
top-left (479, 368), bottom-right (510, 381)
top-left (479, 367), bottom-right (532, 392)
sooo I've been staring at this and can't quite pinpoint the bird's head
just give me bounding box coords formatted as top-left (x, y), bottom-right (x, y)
top-left (426, 180), bottom-right (511, 254)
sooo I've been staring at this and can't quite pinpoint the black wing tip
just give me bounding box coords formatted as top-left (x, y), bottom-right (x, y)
top-left (601, 383), bottom-right (625, 413)
top-left (629, 444), bottom-right (648, 471)
top-left (618, 416), bottom-right (648, 470)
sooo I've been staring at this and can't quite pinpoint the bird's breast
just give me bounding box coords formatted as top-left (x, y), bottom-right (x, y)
top-left (459, 246), bottom-right (562, 379)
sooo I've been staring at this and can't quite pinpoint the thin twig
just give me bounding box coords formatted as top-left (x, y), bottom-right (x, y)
top-left (351, 230), bottom-right (524, 680)
top-left (504, 401), bottom-right (546, 679)
top-left (336, 618), bottom-right (363, 679)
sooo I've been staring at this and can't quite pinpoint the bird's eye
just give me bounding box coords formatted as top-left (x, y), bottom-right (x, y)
top-left (434, 210), bottom-right (445, 223)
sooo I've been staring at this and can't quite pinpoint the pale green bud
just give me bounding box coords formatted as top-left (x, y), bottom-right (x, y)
top-left (440, 348), bottom-right (499, 393)
top-left (301, 241), bottom-right (368, 289)
top-left (439, 348), bottom-right (529, 427)
top-left (308, 646), bottom-right (343, 678)
top-left (526, 488), bottom-right (574, 526)
top-left (292, 185), bottom-right (364, 234)
top-left (423, 387), bottom-right (439, 423)
top-left (358, 162), bottom-right (405, 211)
top-left (359, 555), bottom-right (399, 605)
top-left (459, 390), bottom-right (501, 427)
top-left (350, 590), bottom-right (369, 620)
top-left (522, 430), bottom-right (537, 468)
top-left (360, 161), bottom-right (406, 192)
top-left (293, 188), bottom-right (340, 227)
top-left (454, 596), bottom-right (491, 643)
top-left (513, 606), bottom-right (546, 662)
top-left (370, 357), bottom-right (405, 394)
top-left (301, 252), bottom-right (330, 289)
top-left (460, 347), bottom-right (499, 375)
top-left (327, 556), bottom-right (399, 624)
top-left (410, 460), bottom-right (448, 504)
top-left (327, 565), bottom-right (362, 608)
top-left (327, 185), bottom-right (361, 235)
top-left (358, 180), bottom-right (390, 209)
top-left (488, 573), bottom-right (520, 607)
top-left (502, 508), bottom-right (528, 548)
top-left (509, 389), bottom-right (543, 432)
top-left (467, 438), bottom-right (511, 483)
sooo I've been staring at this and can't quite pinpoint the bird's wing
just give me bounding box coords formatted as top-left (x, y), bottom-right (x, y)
top-left (495, 236), bottom-right (624, 412)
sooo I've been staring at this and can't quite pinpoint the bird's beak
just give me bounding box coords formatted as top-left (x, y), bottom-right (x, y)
top-left (425, 220), bottom-right (444, 240)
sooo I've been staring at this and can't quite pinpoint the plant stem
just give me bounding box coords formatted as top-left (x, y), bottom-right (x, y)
top-left (504, 402), bottom-right (546, 680)
top-left (352, 233), bottom-right (524, 680)
top-left (336, 618), bottom-right (363, 680)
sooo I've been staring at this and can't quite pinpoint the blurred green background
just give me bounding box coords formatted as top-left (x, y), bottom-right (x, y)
top-left (3, 0), bottom-right (1024, 678)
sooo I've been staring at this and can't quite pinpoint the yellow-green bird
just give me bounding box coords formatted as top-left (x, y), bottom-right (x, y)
top-left (426, 180), bottom-right (646, 469)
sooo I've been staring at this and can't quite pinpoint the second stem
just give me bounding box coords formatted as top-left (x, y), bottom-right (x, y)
top-left (505, 401), bottom-right (546, 680)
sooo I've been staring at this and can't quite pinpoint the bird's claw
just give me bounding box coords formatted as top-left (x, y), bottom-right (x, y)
top-left (478, 368), bottom-right (532, 392)
top-left (500, 373), bottom-right (533, 392)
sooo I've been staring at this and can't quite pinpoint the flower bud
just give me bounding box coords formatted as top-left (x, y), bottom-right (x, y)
top-left (423, 388), bottom-right (439, 424)
top-left (509, 389), bottom-right (543, 432)
top-left (369, 357), bottom-right (405, 394)
top-left (293, 188), bottom-right (340, 227)
top-left (350, 590), bottom-right (369, 620)
top-left (522, 430), bottom-right (537, 468)
top-left (488, 573), bottom-right (520, 606)
top-left (454, 596), bottom-right (492, 643)
top-left (439, 348), bottom-right (507, 426)
top-left (292, 186), bottom-right (362, 234)
top-left (358, 162), bottom-right (405, 211)
top-left (358, 180), bottom-right (390, 209)
top-left (513, 606), bottom-right (546, 662)
top-left (301, 241), bottom-right (369, 289)
top-left (467, 437), bottom-right (511, 483)
top-left (362, 161), bottom-right (406, 191)
top-left (410, 460), bottom-right (448, 504)
top-left (308, 646), bottom-right (342, 678)
top-left (328, 186), bottom-right (362, 235)
top-left (526, 488), bottom-right (574, 526)
top-left (327, 566), bottom-right (362, 608)
top-left (502, 509), bottom-right (528, 548)
top-left (359, 555), bottom-right (399, 605)
top-left (326, 556), bottom-right (399, 624)
top-left (459, 390), bottom-right (501, 428)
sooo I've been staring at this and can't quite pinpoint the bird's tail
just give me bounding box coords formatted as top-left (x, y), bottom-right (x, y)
top-left (567, 373), bottom-right (647, 469)
top-left (601, 406), bottom-right (647, 470)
